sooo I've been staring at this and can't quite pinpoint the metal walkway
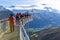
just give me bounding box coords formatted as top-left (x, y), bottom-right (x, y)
top-left (0, 16), bottom-right (33, 40)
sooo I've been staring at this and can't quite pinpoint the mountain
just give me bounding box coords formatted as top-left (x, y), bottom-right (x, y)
top-left (12, 9), bottom-right (28, 14)
top-left (9, 6), bottom-right (15, 8)
top-left (0, 6), bottom-right (6, 11)
top-left (24, 8), bottom-right (60, 28)
top-left (0, 6), bottom-right (14, 20)
top-left (30, 27), bottom-right (60, 40)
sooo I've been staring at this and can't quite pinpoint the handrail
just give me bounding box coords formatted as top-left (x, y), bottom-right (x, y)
top-left (0, 18), bottom-right (9, 33)
top-left (20, 16), bottom-right (33, 40)
top-left (20, 22), bottom-right (30, 40)
top-left (22, 26), bottom-right (30, 40)
top-left (0, 18), bottom-right (8, 22)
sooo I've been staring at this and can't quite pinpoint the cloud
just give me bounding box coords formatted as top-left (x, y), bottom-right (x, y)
top-left (6, 7), bottom-right (23, 10)
top-left (35, 0), bottom-right (60, 11)
top-left (5, 0), bottom-right (60, 11)
top-left (6, 4), bottom-right (45, 10)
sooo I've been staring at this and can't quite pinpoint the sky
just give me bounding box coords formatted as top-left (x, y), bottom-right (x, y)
top-left (0, 0), bottom-right (60, 11)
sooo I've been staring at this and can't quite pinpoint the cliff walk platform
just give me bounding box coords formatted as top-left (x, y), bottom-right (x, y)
top-left (0, 15), bottom-right (33, 40)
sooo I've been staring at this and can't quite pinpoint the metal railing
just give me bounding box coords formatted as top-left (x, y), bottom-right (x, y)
top-left (20, 21), bottom-right (30, 40)
top-left (22, 26), bottom-right (30, 40)
top-left (0, 15), bottom-right (32, 40)
top-left (0, 18), bottom-right (10, 33)
top-left (0, 18), bottom-right (20, 40)
top-left (20, 16), bottom-right (33, 40)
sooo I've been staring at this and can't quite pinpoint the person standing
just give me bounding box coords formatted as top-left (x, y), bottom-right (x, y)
top-left (19, 13), bottom-right (23, 18)
top-left (16, 13), bottom-right (21, 40)
top-left (9, 14), bottom-right (16, 32)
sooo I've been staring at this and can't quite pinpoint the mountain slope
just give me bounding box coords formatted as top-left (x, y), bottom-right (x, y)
top-left (0, 6), bottom-right (14, 20)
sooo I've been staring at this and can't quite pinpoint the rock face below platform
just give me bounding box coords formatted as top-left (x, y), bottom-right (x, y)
top-left (30, 27), bottom-right (60, 40)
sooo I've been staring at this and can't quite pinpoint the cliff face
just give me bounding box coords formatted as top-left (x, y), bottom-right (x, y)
top-left (30, 27), bottom-right (60, 40)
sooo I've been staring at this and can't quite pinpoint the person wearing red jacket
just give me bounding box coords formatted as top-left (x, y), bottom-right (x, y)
top-left (9, 14), bottom-right (16, 32)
